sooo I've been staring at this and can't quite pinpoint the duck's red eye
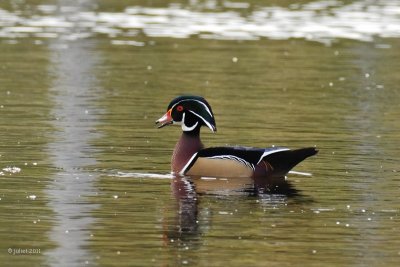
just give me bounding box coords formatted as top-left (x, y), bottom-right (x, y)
top-left (176, 105), bottom-right (184, 112)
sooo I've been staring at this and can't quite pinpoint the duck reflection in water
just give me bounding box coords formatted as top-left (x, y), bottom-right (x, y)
top-left (163, 173), bottom-right (300, 248)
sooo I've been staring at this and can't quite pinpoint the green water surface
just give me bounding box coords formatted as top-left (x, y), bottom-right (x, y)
top-left (1, 1), bottom-right (400, 266)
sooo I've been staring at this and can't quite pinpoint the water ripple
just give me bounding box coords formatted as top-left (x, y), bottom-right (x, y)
top-left (1, 0), bottom-right (400, 43)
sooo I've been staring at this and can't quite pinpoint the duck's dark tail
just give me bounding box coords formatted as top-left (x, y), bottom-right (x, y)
top-left (262, 147), bottom-right (318, 177)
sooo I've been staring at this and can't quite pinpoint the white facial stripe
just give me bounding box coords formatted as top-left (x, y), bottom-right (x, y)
top-left (181, 112), bottom-right (199, 132)
top-left (188, 110), bottom-right (215, 131)
top-left (182, 121), bottom-right (198, 131)
top-left (170, 99), bottom-right (186, 110)
top-left (170, 98), bottom-right (213, 117)
top-left (192, 99), bottom-right (213, 117)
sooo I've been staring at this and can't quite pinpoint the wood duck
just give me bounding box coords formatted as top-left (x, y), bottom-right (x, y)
top-left (156, 95), bottom-right (318, 178)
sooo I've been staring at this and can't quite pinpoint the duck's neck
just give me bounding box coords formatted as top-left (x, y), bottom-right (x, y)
top-left (172, 130), bottom-right (204, 174)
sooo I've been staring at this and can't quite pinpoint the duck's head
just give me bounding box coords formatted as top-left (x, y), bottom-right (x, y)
top-left (156, 95), bottom-right (217, 133)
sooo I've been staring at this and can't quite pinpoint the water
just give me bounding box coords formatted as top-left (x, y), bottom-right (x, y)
top-left (1, 0), bottom-right (400, 43)
top-left (1, 0), bottom-right (400, 266)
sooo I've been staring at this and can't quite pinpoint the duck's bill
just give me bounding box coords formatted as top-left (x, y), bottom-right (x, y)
top-left (155, 109), bottom-right (173, 128)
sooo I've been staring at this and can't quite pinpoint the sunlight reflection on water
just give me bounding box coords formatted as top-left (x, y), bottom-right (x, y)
top-left (44, 35), bottom-right (101, 266)
top-left (1, 0), bottom-right (400, 43)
